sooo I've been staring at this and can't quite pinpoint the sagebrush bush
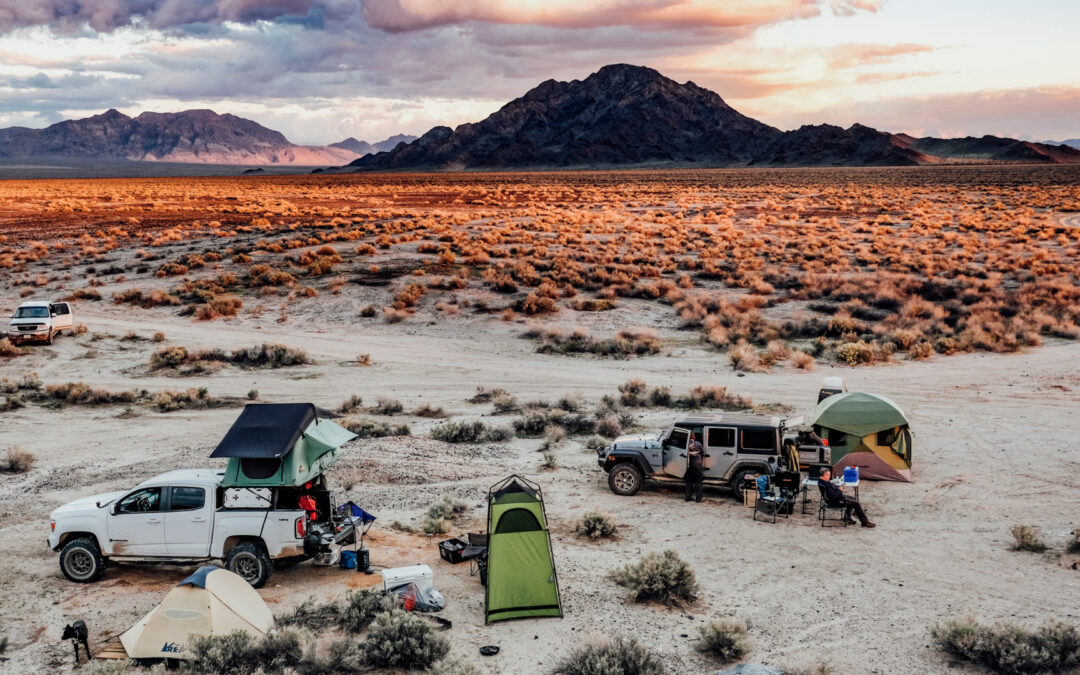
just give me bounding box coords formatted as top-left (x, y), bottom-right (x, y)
top-left (1009, 525), bottom-right (1048, 553)
top-left (1, 446), bottom-right (36, 473)
top-left (0, 338), bottom-right (23, 358)
top-left (427, 495), bottom-right (467, 521)
top-left (180, 630), bottom-right (305, 675)
top-left (362, 609), bottom-right (450, 670)
top-left (931, 617), bottom-right (1080, 675)
top-left (541, 451), bottom-right (558, 469)
top-left (431, 420), bottom-right (511, 443)
top-left (423, 517), bottom-right (448, 534)
top-left (552, 637), bottom-right (666, 675)
top-left (373, 396), bottom-right (404, 415)
top-left (342, 418), bottom-right (410, 438)
top-left (612, 550), bottom-right (699, 607)
top-left (275, 590), bottom-right (397, 634)
top-left (696, 620), bottom-right (749, 662)
top-left (230, 343), bottom-right (310, 368)
top-left (413, 402), bottom-right (447, 418)
top-left (577, 510), bottom-right (618, 539)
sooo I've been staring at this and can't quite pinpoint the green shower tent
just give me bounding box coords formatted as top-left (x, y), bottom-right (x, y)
top-left (210, 403), bottom-right (356, 487)
top-left (484, 475), bottom-right (563, 624)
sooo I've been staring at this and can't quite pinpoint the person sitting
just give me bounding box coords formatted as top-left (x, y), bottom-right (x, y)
top-left (818, 468), bottom-right (875, 528)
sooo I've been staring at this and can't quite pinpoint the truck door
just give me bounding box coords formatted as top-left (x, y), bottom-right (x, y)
top-left (49, 303), bottom-right (72, 331)
top-left (164, 486), bottom-right (213, 556)
top-left (703, 426), bottom-right (737, 479)
top-left (662, 427), bottom-right (690, 479)
top-left (107, 487), bottom-right (167, 556)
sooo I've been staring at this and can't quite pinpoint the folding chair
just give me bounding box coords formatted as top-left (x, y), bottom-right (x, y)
top-left (752, 475), bottom-right (791, 524)
top-left (463, 532), bottom-right (488, 578)
top-left (818, 485), bottom-right (849, 527)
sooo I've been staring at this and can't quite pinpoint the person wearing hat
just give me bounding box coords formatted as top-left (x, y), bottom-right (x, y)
top-left (684, 432), bottom-right (704, 503)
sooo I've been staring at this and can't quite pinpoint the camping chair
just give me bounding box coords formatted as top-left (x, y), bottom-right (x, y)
top-left (463, 532), bottom-right (488, 578)
top-left (818, 484), bottom-right (849, 527)
top-left (752, 475), bottom-right (791, 524)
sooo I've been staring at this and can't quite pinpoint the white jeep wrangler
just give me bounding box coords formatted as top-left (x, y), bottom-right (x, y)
top-left (8, 300), bottom-right (73, 344)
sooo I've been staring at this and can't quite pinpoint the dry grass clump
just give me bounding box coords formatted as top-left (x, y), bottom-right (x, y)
top-left (514, 408), bottom-right (596, 437)
top-left (373, 396), bottom-right (404, 415)
top-left (431, 420), bottom-right (512, 443)
top-left (493, 391), bottom-right (519, 413)
top-left (615, 379), bottom-right (751, 410)
top-left (468, 386), bottom-right (509, 404)
top-left (0, 446), bottom-right (36, 473)
top-left (569, 298), bottom-right (617, 311)
top-left (0, 338), bottom-right (24, 358)
top-left (529, 327), bottom-right (660, 358)
top-left (576, 510), bottom-right (618, 539)
top-left (696, 620), bottom-right (749, 663)
top-left (931, 616), bottom-right (1080, 675)
top-left (192, 295), bottom-right (242, 321)
top-left (1009, 525), bottom-right (1048, 553)
top-left (362, 609), bottom-right (450, 671)
top-left (153, 387), bottom-right (215, 411)
top-left (413, 402), bottom-right (447, 418)
top-left (338, 394), bottom-right (363, 413)
top-left (427, 494), bottom-right (467, 522)
top-left (150, 344), bottom-right (308, 371)
top-left (39, 382), bottom-right (137, 406)
top-left (552, 637), bottom-right (665, 675)
top-left (612, 550), bottom-right (699, 607)
top-left (112, 287), bottom-right (181, 308)
top-left (792, 350), bottom-right (816, 370)
top-left (342, 418), bottom-right (410, 438)
top-left (229, 343), bottom-right (310, 368)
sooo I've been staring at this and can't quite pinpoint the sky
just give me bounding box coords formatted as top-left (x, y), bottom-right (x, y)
top-left (0, 0), bottom-right (1077, 145)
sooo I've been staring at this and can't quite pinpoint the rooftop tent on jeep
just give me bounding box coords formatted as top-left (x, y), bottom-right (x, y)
top-left (485, 475), bottom-right (563, 624)
top-left (211, 403), bottom-right (357, 487)
top-left (811, 392), bottom-right (912, 482)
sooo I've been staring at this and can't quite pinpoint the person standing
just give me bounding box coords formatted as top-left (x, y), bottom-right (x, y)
top-left (685, 432), bottom-right (704, 503)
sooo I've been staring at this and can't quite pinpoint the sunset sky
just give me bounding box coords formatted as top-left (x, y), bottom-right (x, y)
top-left (0, 0), bottom-right (1077, 145)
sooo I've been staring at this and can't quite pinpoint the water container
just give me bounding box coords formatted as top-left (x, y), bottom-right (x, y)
top-left (340, 550), bottom-right (357, 569)
top-left (843, 466), bottom-right (859, 483)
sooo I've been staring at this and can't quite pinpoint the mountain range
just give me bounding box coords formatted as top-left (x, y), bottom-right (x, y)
top-left (0, 110), bottom-right (408, 166)
top-left (343, 64), bottom-right (1080, 171)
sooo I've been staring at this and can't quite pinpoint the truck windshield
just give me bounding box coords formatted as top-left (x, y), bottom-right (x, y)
top-left (14, 307), bottom-right (49, 318)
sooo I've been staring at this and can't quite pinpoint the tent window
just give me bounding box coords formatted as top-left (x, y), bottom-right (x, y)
top-left (240, 457), bottom-right (281, 480)
top-left (494, 508), bottom-right (542, 533)
top-left (828, 430), bottom-right (848, 446)
top-left (170, 487), bottom-right (205, 511)
top-left (877, 429), bottom-right (898, 446)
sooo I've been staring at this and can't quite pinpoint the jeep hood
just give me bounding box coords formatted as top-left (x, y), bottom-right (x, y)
top-left (51, 491), bottom-right (124, 519)
top-left (611, 432), bottom-right (662, 451)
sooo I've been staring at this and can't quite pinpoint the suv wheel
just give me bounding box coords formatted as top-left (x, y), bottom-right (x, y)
top-left (45, 331), bottom-right (53, 345)
top-left (608, 463), bottom-right (643, 496)
top-left (731, 468), bottom-right (760, 500)
top-left (60, 537), bottom-right (104, 583)
top-left (225, 542), bottom-right (272, 588)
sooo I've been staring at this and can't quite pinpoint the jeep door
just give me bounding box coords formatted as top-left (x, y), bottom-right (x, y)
top-left (164, 486), bottom-right (213, 556)
top-left (703, 426), bottom-right (737, 479)
top-left (107, 487), bottom-right (167, 555)
top-left (49, 302), bottom-right (72, 331)
top-left (662, 427), bottom-right (691, 478)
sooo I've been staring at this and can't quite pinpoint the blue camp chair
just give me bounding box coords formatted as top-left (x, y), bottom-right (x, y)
top-left (753, 474), bottom-right (790, 524)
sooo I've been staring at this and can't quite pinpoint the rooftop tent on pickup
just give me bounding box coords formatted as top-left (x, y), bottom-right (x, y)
top-left (211, 403), bottom-right (357, 487)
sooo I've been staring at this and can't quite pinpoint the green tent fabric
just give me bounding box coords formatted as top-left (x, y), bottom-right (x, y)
top-left (485, 476), bottom-right (562, 624)
top-left (219, 412), bottom-right (356, 488)
top-left (811, 392), bottom-right (908, 438)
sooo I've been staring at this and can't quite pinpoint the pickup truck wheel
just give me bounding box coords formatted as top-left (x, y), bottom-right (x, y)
top-left (60, 537), bottom-right (104, 583)
top-left (226, 543), bottom-right (271, 588)
top-left (45, 331), bottom-right (53, 345)
top-left (608, 463), bottom-right (643, 496)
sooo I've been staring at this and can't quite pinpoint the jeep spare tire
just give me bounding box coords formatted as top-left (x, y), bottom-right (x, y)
top-left (225, 542), bottom-right (271, 588)
top-left (608, 463), bottom-right (643, 496)
top-left (60, 537), bottom-right (104, 583)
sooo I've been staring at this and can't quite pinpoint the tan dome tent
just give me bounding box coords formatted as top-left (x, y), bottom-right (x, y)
top-left (811, 392), bottom-right (912, 482)
top-left (119, 566), bottom-right (272, 659)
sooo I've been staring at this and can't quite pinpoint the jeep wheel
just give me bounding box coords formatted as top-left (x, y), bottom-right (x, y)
top-left (608, 463), bottom-right (643, 496)
top-left (226, 542), bottom-right (272, 587)
top-left (731, 469), bottom-right (760, 500)
top-left (60, 537), bottom-right (104, 583)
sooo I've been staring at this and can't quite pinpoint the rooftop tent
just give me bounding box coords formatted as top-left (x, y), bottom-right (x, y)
top-left (811, 392), bottom-right (912, 482)
top-left (485, 475), bottom-right (563, 624)
top-left (211, 403), bottom-right (357, 487)
top-left (119, 566), bottom-right (273, 659)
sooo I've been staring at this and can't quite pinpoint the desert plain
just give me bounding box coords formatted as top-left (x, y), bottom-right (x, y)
top-left (0, 166), bottom-right (1078, 674)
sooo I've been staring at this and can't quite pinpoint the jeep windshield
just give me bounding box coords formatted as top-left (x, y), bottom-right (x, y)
top-left (14, 307), bottom-right (49, 318)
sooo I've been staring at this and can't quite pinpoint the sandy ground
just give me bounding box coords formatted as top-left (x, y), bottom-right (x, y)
top-left (0, 295), bottom-right (1078, 675)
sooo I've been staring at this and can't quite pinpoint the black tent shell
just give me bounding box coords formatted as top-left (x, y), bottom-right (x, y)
top-left (210, 403), bottom-right (333, 459)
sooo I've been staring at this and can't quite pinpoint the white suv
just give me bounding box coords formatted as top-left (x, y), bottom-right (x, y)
top-left (8, 300), bottom-right (73, 344)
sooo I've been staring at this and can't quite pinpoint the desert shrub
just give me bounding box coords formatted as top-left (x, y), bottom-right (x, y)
top-left (792, 350), bottom-right (816, 370)
top-left (39, 382), bottom-right (138, 406)
top-left (469, 386), bottom-right (508, 404)
top-left (342, 418), bottom-right (410, 438)
top-left (180, 629), bottom-right (303, 675)
top-left (1009, 525), bottom-right (1048, 553)
top-left (541, 452), bottom-right (558, 469)
top-left (359, 304), bottom-right (378, 318)
top-left (72, 324), bottom-right (89, 336)
top-left (339, 394), bottom-right (363, 413)
top-left (516, 293), bottom-right (558, 315)
top-left (431, 420), bottom-right (511, 443)
top-left (612, 550), bottom-right (699, 607)
top-left (373, 396), bottom-right (404, 415)
top-left (570, 298), bottom-right (617, 311)
top-left (422, 516), bottom-right (448, 534)
top-left (648, 386), bottom-right (672, 407)
top-left (909, 341), bottom-right (934, 360)
top-left (362, 609), bottom-right (449, 670)
top-left (0, 338), bottom-right (23, 358)
top-left (514, 408), bottom-right (595, 437)
top-left (276, 590), bottom-right (397, 634)
top-left (492, 391), bottom-right (519, 413)
top-left (728, 340), bottom-right (759, 371)
top-left (356, 353), bottom-right (371, 366)
top-left (586, 435), bottom-right (610, 451)
top-left (392, 282), bottom-right (426, 309)
top-left (230, 343), bottom-right (310, 368)
top-left (618, 378), bottom-right (647, 406)
top-left (931, 617), bottom-right (1080, 675)
top-left (595, 415), bottom-right (622, 439)
top-left (543, 424), bottom-right (567, 449)
top-left (113, 288), bottom-right (181, 308)
top-left (1, 446), bottom-right (36, 473)
top-left (149, 345), bottom-right (191, 369)
top-left (676, 385), bottom-right (752, 410)
top-left (557, 392), bottom-right (584, 412)
top-left (427, 495), bottom-right (467, 521)
top-left (552, 637), bottom-right (666, 675)
top-left (577, 510), bottom-right (618, 539)
top-left (193, 295), bottom-right (242, 321)
top-left (0, 396), bottom-right (23, 411)
top-left (696, 620), bottom-right (749, 663)
top-left (153, 387), bottom-right (213, 411)
top-left (533, 328), bottom-right (660, 358)
top-left (413, 402), bottom-right (447, 418)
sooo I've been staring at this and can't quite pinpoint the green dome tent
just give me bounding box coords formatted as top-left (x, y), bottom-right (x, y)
top-left (811, 392), bottom-right (912, 481)
top-left (484, 475), bottom-right (563, 624)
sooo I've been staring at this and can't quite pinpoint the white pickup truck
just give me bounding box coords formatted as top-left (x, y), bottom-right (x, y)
top-left (48, 469), bottom-right (327, 587)
top-left (8, 300), bottom-right (73, 344)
